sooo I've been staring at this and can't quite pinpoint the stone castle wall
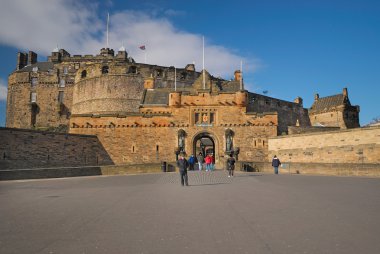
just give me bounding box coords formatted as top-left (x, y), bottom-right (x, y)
top-left (6, 62), bottom-right (75, 130)
top-left (309, 109), bottom-right (345, 128)
top-left (0, 127), bottom-right (113, 170)
top-left (268, 126), bottom-right (380, 164)
top-left (72, 64), bottom-right (145, 115)
top-left (69, 99), bottom-right (278, 167)
top-left (247, 93), bottom-right (310, 134)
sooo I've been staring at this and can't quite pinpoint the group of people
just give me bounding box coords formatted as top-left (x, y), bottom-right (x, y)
top-left (177, 152), bottom-right (282, 186)
top-left (176, 152), bottom-right (236, 186)
top-left (183, 153), bottom-right (217, 172)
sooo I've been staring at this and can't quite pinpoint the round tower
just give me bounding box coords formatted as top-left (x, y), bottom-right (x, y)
top-left (72, 63), bottom-right (144, 115)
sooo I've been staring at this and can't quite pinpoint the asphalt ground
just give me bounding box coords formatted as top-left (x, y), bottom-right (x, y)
top-left (1, 171), bottom-right (380, 254)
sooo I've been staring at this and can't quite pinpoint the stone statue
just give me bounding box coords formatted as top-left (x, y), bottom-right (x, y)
top-left (178, 129), bottom-right (186, 152)
top-left (226, 134), bottom-right (232, 152)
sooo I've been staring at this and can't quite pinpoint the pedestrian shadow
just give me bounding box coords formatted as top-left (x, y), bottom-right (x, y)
top-left (235, 173), bottom-right (264, 177)
top-left (187, 182), bottom-right (232, 186)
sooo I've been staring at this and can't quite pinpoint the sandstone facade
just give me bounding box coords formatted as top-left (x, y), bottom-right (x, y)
top-left (5, 47), bottom-right (363, 168)
top-left (0, 127), bottom-right (113, 170)
top-left (268, 126), bottom-right (380, 164)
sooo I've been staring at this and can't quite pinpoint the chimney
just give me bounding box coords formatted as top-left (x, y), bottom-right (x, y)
top-left (294, 97), bottom-right (303, 106)
top-left (28, 51), bottom-right (37, 65)
top-left (185, 64), bottom-right (195, 72)
top-left (16, 52), bottom-right (28, 70)
top-left (314, 93), bottom-right (319, 101)
top-left (343, 87), bottom-right (348, 98)
top-left (234, 70), bottom-right (241, 81)
top-left (100, 48), bottom-right (114, 57)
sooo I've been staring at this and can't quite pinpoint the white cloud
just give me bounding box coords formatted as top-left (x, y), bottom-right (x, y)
top-left (0, 0), bottom-right (259, 78)
top-left (0, 79), bottom-right (7, 101)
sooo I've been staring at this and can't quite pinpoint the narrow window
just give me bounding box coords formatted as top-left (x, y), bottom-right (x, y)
top-left (128, 66), bottom-right (137, 74)
top-left (132, 146), bottom-right (135, 153)
top-left (59, 79), bottom-right (65, 88)
top-left (30, 92), bottom-right (37, 103)
top-left (102, 66), bottom-right (109, 74)
top-left (254, 140), bottom-right (257, 147)
top-left (31, 104), bottom-right (38, 126)
top-left (209, 113), bottom-right (214, 124)
top-left (195, 113), bottom-right (200, 123)
top-left (58, 91), bottom-right (64, 103)
top-left (74, 63), bottom-right (80, 70)
top-left (156, 145), bottom-right (159, 152)
top-left (31, 77), bottom-right (38, 87)
top-left (263, 140), bottom-right (265, 146)
top-left (63, 67), bottom-right (68, 75)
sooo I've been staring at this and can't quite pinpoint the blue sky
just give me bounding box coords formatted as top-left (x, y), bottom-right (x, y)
top-left (0, 0), bottom-right (379, 126)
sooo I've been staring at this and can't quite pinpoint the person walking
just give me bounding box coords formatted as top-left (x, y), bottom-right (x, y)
top-left (197, 152), bottom-right (204, 171)
top-left (210, 153), bottom-right (215, 171)
top-left (205, 154), bottom-right (212, 171)
top-left (227, 154), bottom-right (236, 177)
top-left (272, 155), bottom-right (281, 174)
top-left (188, 154), bottom-right (195, 171)
top-left (177, 153), bottom-right (189, 186)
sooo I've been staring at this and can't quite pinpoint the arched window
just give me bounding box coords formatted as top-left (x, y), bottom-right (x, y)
top-left (81, 70), bottom-right (87, 78)
top-left (102, 66), bottom-right (109, 74)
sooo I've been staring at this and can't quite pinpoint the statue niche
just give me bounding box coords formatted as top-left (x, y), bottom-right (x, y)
top-left (225, 129), bottom-right (234, 154)
top-left (178, 129), bottom-right (186, 152)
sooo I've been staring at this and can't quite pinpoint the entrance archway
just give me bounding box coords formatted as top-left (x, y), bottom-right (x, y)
top-left (193, 133), bottom-right (215, 158)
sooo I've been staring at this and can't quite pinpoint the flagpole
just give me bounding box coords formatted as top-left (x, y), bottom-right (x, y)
top-left (174, 66), bottom-right (177, 91)
top-left (240, 60), bottom-right (243, 90)
top-left (202, 36), bottom-right (205, 89)
top-left (106, 13), bottom-right (109, 48)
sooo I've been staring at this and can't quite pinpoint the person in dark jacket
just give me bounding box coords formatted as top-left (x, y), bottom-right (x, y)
top-left (188, 154), bottom-right (195, 171)
top-left (227, 154), bottom-right (236, 177)
top-left (177, 153), bottom-right (189, 186)
top-left (272, 155), bottom-right (281, 174)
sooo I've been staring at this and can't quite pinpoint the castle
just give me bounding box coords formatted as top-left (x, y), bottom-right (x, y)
top-left (5, 47), bottom-right (361, 169)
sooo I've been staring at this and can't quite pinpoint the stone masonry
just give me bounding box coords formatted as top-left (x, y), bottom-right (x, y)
top-left (5, 46), bottom-right (365, 169)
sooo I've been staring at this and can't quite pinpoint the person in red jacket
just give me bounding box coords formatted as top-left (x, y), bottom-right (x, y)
top-left (205, 154), bottom-right (212, 171)
top-left (210, 153), bottom-right (215, 171)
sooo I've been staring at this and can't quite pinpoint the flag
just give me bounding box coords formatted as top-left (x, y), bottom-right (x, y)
top-left (139, 45), bottom-right (146, 50)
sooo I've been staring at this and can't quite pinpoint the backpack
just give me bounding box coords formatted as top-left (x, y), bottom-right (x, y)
top-left (228, 157), bottom-right (235, 166)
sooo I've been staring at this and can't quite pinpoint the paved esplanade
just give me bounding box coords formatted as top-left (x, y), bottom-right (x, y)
top-left (1, 171), bottom-right (380, 254)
